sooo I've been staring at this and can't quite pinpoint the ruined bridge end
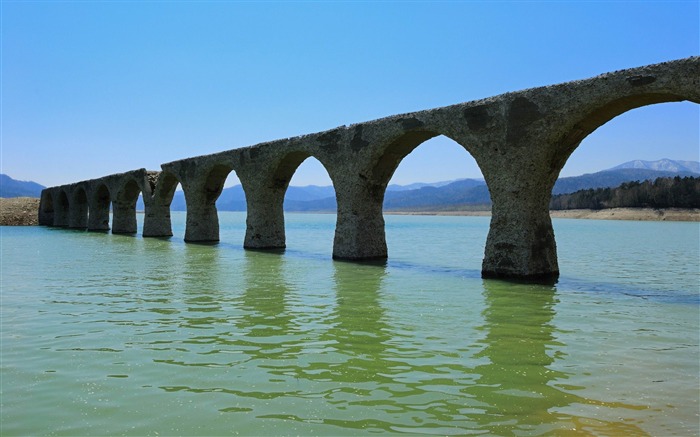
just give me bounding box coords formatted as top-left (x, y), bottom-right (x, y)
top-left (38, 169), bottom-right (160, 233)
top-left (474, 56), bottom-right (700, 280)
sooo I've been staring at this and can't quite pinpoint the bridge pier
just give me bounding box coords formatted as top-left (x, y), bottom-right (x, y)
top-left (480, 155), bottom-right (560, 281)
top-left (482, 197), bottom-right (559, 281)
top-left (142, 203), bottom-right (173, 238)
top-left (87, 203), bottom-right (110, 231)
top-left (112, 200), bottom-right (138, 234)
top-left (332, 182), bottom-right (387, 260)
top-left (68, 201), bottom-right (88, 229)
top-left (53, 193), bottom-right (69, 227)
top-left (243, 185), bottom-right (286, 250)
top-left (184, 203), bottom-right (219, 242)
top-left (87, 185), bottom-right (110, 231)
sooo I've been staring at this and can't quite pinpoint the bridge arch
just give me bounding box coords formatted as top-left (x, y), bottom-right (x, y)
top-left (241, 151), bottom-right (336, 251)
top-left (551, 93), bottom-right (699, 183)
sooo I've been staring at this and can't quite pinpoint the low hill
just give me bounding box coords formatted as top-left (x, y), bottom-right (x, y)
top-left (0, 174), bottom-right (45, 198)
top-left (277, 168), bottom-right (698, 212)
top-left (551, 176), bottom-right (700, 210)
top-left (9, 158), bottom-right (700, 213)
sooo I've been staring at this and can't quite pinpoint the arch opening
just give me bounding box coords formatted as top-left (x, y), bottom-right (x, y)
top-left (552, 101), bottom-right (699, 274)
top-left (214, 168), bottom-right (245, 212)
top-left (214, 168), bottom-right (246, 244)
top-left (379, 134), bottom-right (490, 270)
top-left (283, 155), bottom-right (336, 253)
top-left (284, 155), bottom-right (335, 213)
top-left (382, 134), bottom-right (488, 213)
top-left (558, 101), bottom-right (699, 181)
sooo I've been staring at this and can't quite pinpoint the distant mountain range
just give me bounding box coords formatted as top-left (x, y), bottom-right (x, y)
top-left (0, 174), bottom-right (45, 198)
top-left (2, 159), bottom-right (698, 212)
top-left (191, 159), bottom-right (700, 212)
top-left (610, 158), bottom-right (699, 173)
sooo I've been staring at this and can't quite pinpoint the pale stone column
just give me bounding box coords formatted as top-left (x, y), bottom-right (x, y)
top-left (68, 200), bottom-right (88, 229)
top-left (53, 191), bottom-right (70, 227)
top-left (142, 202), bottom-right (173, 238)
top-left (112, 199), bottom-right (137, 234)
top-left (38, 190), bottom-right (55, 226)
top-left (243, 183), bottom-right (286, 250)
top-left (184, 202), bottom-right (219, 242)
top-left (143, 172), bottom-right (177, 238)
top-left (481, 186), bottom-right (559, 281)
top-left (332, 181), bottom-right (387, 261)
top-left (87, 184), bottom-right (111, 232)
top-left (182, 178), bottom-right (220, 242)
top-left (87, 204), bottom-right (110, 231)
top-left (478, 141), bottom-right (560, 281)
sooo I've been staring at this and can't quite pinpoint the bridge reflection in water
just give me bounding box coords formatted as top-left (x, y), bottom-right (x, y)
top-left (148, 249), bottom-right (648, 435)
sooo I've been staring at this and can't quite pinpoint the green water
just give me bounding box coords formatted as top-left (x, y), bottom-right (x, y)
top-left (1, 213), bottom-right (698, 436)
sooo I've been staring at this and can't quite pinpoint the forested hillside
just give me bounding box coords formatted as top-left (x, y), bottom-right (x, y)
top-left (550, 176), bottom-right (700, 210)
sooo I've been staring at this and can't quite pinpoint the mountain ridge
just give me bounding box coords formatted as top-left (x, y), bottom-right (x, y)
top-left (3, 159), bottom-right (698, 212)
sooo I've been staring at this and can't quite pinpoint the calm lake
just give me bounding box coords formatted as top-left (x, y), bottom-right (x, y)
top-left (1, 212), bottom-right (698, 436)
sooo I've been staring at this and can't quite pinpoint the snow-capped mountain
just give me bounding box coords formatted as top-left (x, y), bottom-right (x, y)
top-left (609, 159), bottom-right (699, 174)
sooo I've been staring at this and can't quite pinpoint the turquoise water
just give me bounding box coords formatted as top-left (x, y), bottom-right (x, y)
top-left (1, 213), bottom-right (698, 436)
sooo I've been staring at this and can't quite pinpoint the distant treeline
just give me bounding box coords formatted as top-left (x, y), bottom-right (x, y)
top-left (550, 176), bottom-right (700, 210)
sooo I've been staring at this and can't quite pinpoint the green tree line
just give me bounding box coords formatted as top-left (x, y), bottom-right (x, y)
top-left (550, 176), bottom-right (700, 210)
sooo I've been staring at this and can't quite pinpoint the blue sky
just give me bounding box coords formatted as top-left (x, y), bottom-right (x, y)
top-left (2, 1), bottom-right (698, 188)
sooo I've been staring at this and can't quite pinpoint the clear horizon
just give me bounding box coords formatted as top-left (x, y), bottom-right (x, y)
top-left (2, 2), bottom-right (698, 188)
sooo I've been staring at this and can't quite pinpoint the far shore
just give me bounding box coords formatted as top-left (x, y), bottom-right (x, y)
top-left (385, 207), bottom-right (700, 221)
top-left (2, 196), bottom-right (699, 226)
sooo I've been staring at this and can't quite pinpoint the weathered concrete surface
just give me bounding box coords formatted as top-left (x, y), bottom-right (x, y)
top-left (39, 57), bottom-right (700, 282)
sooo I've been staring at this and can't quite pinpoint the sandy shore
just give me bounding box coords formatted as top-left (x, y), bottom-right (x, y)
top-left (2, 197), bottom-right (698, 226)
top-left (0, 197), bottom-right (40, 225)
top-left (386, 208), bottom-right (700, 221)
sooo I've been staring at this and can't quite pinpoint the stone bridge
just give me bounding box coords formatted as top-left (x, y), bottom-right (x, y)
top-left (39, 57), bottom-right (699, 282)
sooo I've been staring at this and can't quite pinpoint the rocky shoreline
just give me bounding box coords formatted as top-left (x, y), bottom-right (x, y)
top-left (1, 197), bottom-right (698, 227)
